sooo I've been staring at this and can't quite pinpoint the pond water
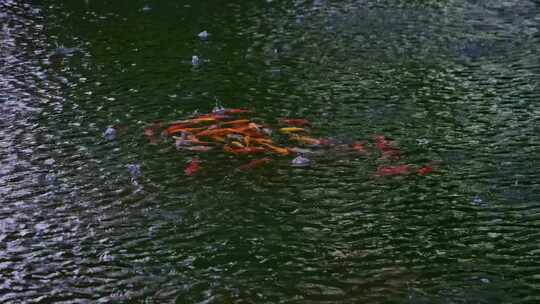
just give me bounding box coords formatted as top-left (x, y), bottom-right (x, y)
top-left (1, 0), bottom-right (540, 303)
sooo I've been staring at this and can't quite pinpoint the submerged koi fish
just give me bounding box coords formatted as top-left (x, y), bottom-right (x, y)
top-left (239, 157), bottom-right (272, 171)
top-left (374, 164), bottom-right (411, 176)
top-left (184, 158), bottom-right (201, 176)
top-left (279, 118), bottom-right (310, 127)
top-left (223, 145), bottom-right (266, 155)
top-left (289, 135), bottom-right (321, 146)
top-left (417, 165), bottom-right (434, 175)
top-left (183, 146), bottom-right (214, 152)
top-left (374, 135), bottom-right (398, 151)
top-left (350, 142), bottom-right (369, 155)
top-left (279, 127), bottom-right (306, 134)
top-left (287, 147), bottom-right (315, 154)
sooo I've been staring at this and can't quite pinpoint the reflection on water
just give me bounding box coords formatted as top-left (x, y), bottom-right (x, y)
top-left (1, 0), bottom-right (540, 302)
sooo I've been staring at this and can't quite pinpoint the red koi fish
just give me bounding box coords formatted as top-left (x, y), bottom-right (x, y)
top-left (417, 165), bottom-right (434, 176)
top-left (279, 118), bottom-right (311, 127)
top-left (223, 145), bottom-right (266, 155)
top-left (374, 164), bottom-right (411, 176)
top-left (350, 142), bottom-right (369, 155)
top-left (184, 158), bottom-right (201, 176)
top-left (239, 157), bottom-right (272, 171)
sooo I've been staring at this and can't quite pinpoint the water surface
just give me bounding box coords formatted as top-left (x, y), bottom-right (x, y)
top-left (1, 0), bottom-right (540, 302)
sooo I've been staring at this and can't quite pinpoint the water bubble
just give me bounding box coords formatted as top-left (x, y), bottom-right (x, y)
top-left (198, 30), bottom-right (209, 39)
top-left (103, 126), bottom-right (116, 140)
top-left (479, 278), bottom-right (490, 284)
top-left (44, 158), bottom-right (55, 166)
top-left (142, 4), bottom-right (152, 12)
top-left (191, 55), bottom-right (200, 66)
top-left (292, 155), bottom-right (311, 167)
top-left (127, 164), bottom-right (142, 180)
top-left (472, 195), bottom-right (483, 205)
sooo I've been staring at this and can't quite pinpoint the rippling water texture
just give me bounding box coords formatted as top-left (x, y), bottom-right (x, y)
top-left (1, 0), bottom-right (540, 303)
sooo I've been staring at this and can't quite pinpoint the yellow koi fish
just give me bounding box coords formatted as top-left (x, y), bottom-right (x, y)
top-left (279, 127), bottom-right (305, 134)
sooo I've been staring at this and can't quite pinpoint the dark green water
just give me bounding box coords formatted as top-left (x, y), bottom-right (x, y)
top-left (1, 0), bottom-right (540, 302)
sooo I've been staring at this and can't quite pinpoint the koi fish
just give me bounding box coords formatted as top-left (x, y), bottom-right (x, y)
top-left (230, 141), bottom-right (245, 148)
top-left (143, 123), bottom-right (164, 144)
top-left (289, 135), bottom-right (321, 146)
top-left (223, 108), bottom-right (251, 115)
top-left (417, 165), bottom-right (434, 175)
top-left (239, 157), bottom-right (272, 171)
top-left (279, 127), bottom-right (306, 134)
top-left (374, 164), bottom-right (411, 176)
top-left (196, 113), bottom-right (230, 120)
top-left (287, 147), bottom-right (315, 154)
top-left (243, 135), bottom-right (251, 147)
top-left (379, 149), bottom-right (401, 160)
top-left (166, 126), bottom-right (205, 135)
top-left (221, 119), bottom-right (251, 127)
top-left (251, 137), bottom-right (274, 145)
top-left (223, 145), bottom-right (266, 155)
top-left (184, 158), bottom-right (201, 176)
top-left (209, 135), bottom-right (225, 142)
top-left (350, 142), bottom-right (369, 155)
top-left (279, 118), bottom-right (310, 126)
top-left (262, 143), bottom-right (289, 155)
top-left (183, 146), bottom-right (214, 152)
top-left (373, 135), bottom-right (400, 159)
top-left (196, 128), bottom-right (238, 137)
top-left (374, 135), bottom-right (397, 151)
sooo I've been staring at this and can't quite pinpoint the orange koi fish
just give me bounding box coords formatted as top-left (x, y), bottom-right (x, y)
top-left (251, 137), bottom-right (274, 145)
top-left (196, 128), bottom-right (237, 137)
top-left (374, 164), bottom-right (411, 176)
top-left (223, 108), bottom-right (251, 115)
top-left (239, 157), bottom-right (272, 171)
top-left (262, 143), bottom-right (289, 155)
top-left (221, 119), bottom-right (251, 126)
top-left (184, 158), bottom-right (201, 176)
top-left (279, 118), bottom-right (311, 127)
